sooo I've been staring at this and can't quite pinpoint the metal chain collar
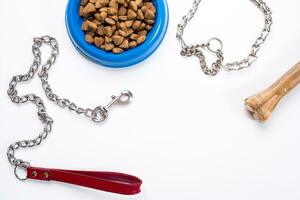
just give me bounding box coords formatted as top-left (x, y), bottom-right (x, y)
top-left (176, 0), bottom-right (273, 76)
top-left (7, 36), bottom-right (133, 180)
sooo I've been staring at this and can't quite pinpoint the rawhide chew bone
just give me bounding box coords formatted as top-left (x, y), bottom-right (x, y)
top-left (245, 62), bottom-right (300, 122)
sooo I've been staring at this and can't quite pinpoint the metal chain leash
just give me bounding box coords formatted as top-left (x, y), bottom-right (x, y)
top-left (176, 0), bottom-right (273, 76)
top-left (7, 36), bottom-right (133, 180)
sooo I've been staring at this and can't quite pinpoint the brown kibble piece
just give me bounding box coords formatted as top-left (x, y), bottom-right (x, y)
top-left (137, 9), bottom-right (144, 20)
top-left (132, 20), bottom-right (141, 30)
top-left (87, 21), bottom-right (98, 32)
top-left (138, 22), bottom-right (146, 31)
top-left (100, 12), bottom-right (108, 21)
top-left (100, 45), bottom-right (106, 50)
top-left (119, 28), bottom-right (133, 37)
top-left (129, 1), bottom-right (138, 12)
top-left (107, 7), bottom-right (118, 15)
top-left (96, 25), bottom-right (105, 36)
top-left (129, 41), bottom-right (138, 48)
top-left (95, 0), bottom-right (101, 8)
top-left (92, 19), bottom-right (101, 26)
top-left (112, 35), bottom-right (125, 45)
top-left (130, 33), bottom-right (140, 40)
top-left (138, 30), bottom-right (147, 36)
top-left (105, 36), bottom-right (113, 43)
top-left (85, 3), bottom-right (96, 15)
top-left (118, 30), bottom-right (127, 37)
top-left (117, 0), bottom-right (125, 5)
top-left (105, 18), bottom-right (116, 25)
top-left (119, 16), bottom-right (128, 21)
top-left (112, 47), bottom-right (124, 54)
top-left (94, 37), bottom-right (105, 47)
top-left (95, 0), bottom-right (108, 8)
top-left (146, 24), bottom-right (152, 31)
top-left (145, 9), bottom-right (155, 20)
top-left (127, 9), bottom-right (137, 20)
top-left (82, 20), bottom-right (98, 32)
top-left (144, 2), bottom-right (156, 13)
top-left (120, 39), bottom-right (129, 49)
top-left (85, 34), bottom-right (94, 44)
top-left (109, 0), bottom-right (119, 9)
top-left (104, 43), bottom-right (115, 51)
top-left (114, 30), bottom-right (119, 35)
top-left (94, 12), bottom-right (107, 23)
top-left (111, 15), bottom-right (119, 21)
top-left (123, 2), bottom-right (128, 7)
top-left (126, 28), bottom-right (134, 36)
top-left (145, 19), bottom-right (154, 25)
top-left (137, 35), bottom-right (146, 44)
top-left (81, 0), bottom-right (89, 6)
top-left (79, 6), bottom-right (85, 16)
top-left (119, 22), bottom-right (127, 31)
top-left (135, 0), bottom-right (143, 7)
top-left (99, 0), bottom-right (109, 7)
top-left (141, 6), bottom-right (147, 13)
top-left (100, 7), bottom-right (108, 12)
top-left (81, 8), bottom-right (89, 17)
top-left (104, 26), bottom-right (114, 37)
top-left (125, 20), bottom-right (133, 27)
top-left (87, 31), bottom-right (95, 37)
top-left (94, 13), bottom-right (101, 20)
top-left (118, 6), bottom-right (127, 16)
top-left (111, 25), bottom-right (117, 33)
top-left (81, 21), bottom-right (88, 31)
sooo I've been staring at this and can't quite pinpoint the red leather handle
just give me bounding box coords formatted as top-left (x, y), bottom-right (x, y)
top-left (27, 167), bottom-right (142, 195)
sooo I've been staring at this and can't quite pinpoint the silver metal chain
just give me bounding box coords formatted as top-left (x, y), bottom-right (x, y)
top-left (7, 36), bottom-right (133, 180)
top-left (176, 0), bottom-right (273, 76)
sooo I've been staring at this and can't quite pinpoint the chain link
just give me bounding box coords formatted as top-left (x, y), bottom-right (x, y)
top-left (177, 0), bottom-right (273, 75)
top-left (7, 36), bottom-right (133, 175)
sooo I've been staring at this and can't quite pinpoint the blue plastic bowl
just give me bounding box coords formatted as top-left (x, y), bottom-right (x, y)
top-left (65, 0), bottom-right (169, 68)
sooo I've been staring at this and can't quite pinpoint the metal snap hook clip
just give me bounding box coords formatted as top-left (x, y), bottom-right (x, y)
top-left (207, 38), bottom-right (223, 53)
top-left (109, 90), bottom-right (133, 106)
top-left (92, 90), bottom-right (133, 123)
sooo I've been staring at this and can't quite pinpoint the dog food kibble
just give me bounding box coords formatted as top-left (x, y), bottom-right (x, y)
top-left (79, 0), bottom-right (156, 54)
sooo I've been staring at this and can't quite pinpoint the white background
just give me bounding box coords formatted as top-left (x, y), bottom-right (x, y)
top-left (1, 0), bottom-right (300, 199)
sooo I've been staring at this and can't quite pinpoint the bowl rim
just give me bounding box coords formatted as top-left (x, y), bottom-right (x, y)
top-left (65, 0), bottom-right (169, 68)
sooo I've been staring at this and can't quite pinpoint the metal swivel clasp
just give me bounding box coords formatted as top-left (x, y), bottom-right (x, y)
top-left (92, 90), bottom-right (133, 122)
